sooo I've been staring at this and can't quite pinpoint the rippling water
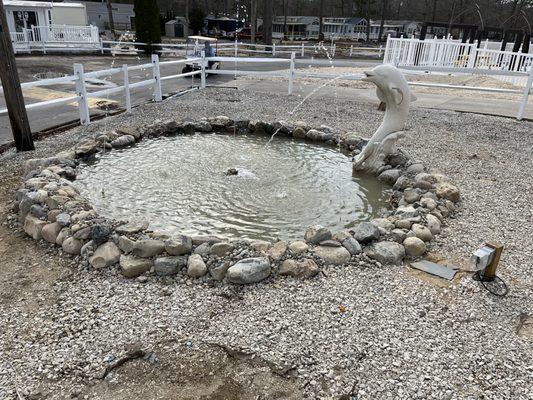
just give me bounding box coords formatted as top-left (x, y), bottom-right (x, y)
top-left (75, 134), bottom-right (387, 241)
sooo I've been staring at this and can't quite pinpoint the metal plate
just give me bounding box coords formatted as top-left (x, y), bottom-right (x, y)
top-left (410, 260), bottom-right (458, 280)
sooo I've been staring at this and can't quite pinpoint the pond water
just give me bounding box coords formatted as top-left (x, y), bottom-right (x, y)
top-left (75, 134), bottom-right (388, 241)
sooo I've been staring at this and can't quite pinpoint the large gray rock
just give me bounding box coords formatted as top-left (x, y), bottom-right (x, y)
top-left (304, 225), bottom-right (332, 244)
top-left (280, 259), bottom-right (319, 279)
top-left (352, 222), bottom-right (380, 243)
top-left (62, 237), bottom-right (84, 255)
top-left (89, 242), bottom-right (122, 269)
top-left (209, 242), bottom-right (234, 257)
top-left (154, 256), bottom-right (187, 276)
top-left (313, 246), bottom-right (351, 265)
top-left (41, 222), bottom-right (62, 244)
top-left (187, 254), bottom-right (207, 278)
top-left (226, 257), bottom-right (271, 284)
top-left (403, 237), bottom-right (426, 257)
top-left (23, 215), bottom-right (47, 240)
top-left (120, 255), bottom-right (152, 278)
top-left (165, 235), bottom-right (192, 255)
top-left (364, 241), bottom-right (405, 265)
top-left (132, 239), bottom-right (165, 258)
top-left (342, 237), bottom-right (362, 255)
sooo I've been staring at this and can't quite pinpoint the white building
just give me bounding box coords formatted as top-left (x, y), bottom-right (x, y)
top-left (69, 1), bottom-right (135, 32)
top-left (272, 16), bottom-right (320, 40)
top-left (322, 17), bottom-right (367, 40)
top-left (3, 0), bottom-right (87, 35)
top-left (369, 20), bottom-right (421, 39)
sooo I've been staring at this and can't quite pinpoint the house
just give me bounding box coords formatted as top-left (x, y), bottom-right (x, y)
top-left (165, 17), bottom-right (188, 38)
top-left (206, 16), bottom-right (244, 36)
top-left (3, 0), bottom-right (87, 35)
top-left (68, 0), bottom-right (135, 32)
top-left (272, 16), bottom-right (320, 40)
top-left (369, 20), bottom-right (422, 39)
top-left (322, 17), bottom-right (367, 40)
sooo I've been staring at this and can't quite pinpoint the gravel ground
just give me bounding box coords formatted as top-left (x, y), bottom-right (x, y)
top-left (1, 87), bottom-right (532, 399)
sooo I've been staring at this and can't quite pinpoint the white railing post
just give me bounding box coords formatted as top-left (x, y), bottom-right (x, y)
top-left (73, 63), bottom-right (90, 125)
top-left (123, 64), bottom-right (131, 113)
top-left (301, 42), bottom-right (305, 57)
top-left (517, 67), bottom-right (533, 120)
top-left (151, 54), bottom-right (162, 102)
top-left (383, 34), bottom-right (391, 63)
top-left (467, 44), bottom-right (477, 68)
top-left (100, 37), bottom-right (104, 54)
top-left (288, 51), bottom-right (295, 95)
top-left (350, 44), bottom-right (353, 57)
top-left (332, 42), bottom-right (336, 57)
top-left (200, 50), bottom-right (206, 89)
top-left (234, 41), bottom-right (238, 57)
top-left (272, 43), bottom-right (276, 56)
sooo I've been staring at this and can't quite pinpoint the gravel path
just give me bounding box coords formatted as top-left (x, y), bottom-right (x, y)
top-left (1, 87), bottom-right (532, 399)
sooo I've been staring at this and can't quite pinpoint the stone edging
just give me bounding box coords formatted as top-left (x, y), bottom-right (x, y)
top-left (14, 116), bottom-right (461, 284)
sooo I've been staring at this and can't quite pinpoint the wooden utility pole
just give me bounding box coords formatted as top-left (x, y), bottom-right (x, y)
top-left (250, 0), bottom-right (257, 43)
top-left (0, 1), bottom-right (34, 151)
top-left (263, 0), bottom-right (273, 45)
top-left (106, 0), bottom-right (116, 39)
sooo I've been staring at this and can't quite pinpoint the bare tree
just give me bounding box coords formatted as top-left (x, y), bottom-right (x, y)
top-left (378, 0), bottom-right (387, 41)
top-left (263, 0), bottom-right (273, 44)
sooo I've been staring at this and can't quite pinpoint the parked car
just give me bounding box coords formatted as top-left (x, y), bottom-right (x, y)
top-left (228, 27), bottom-right (262, 41)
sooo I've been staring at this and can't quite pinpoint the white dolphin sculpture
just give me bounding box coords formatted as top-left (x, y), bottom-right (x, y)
top-left (353, 64), bottom-right (416, 175)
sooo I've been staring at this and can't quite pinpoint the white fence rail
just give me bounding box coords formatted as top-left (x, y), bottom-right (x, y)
top-left (1, 53), bottom-right (532, 130)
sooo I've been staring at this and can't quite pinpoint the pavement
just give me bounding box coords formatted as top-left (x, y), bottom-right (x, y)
top-left (1, 54), bottom-right (532, 147)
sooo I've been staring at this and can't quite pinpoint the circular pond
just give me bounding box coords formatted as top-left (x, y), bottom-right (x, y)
top-left (75, 134), bottom-right (387, 241)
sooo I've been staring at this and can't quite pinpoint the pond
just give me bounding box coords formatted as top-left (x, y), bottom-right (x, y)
top-left (75, 133), bottom-right (388, 241)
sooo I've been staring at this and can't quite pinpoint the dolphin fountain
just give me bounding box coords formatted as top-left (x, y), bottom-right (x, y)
top-left (353, 65), bottom-right (416, 175)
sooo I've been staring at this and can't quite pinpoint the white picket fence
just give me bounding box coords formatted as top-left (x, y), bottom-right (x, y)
top-left (384, 35), bottom-right (533, 86)
top-left (1, 53), bottom-right (532, 128)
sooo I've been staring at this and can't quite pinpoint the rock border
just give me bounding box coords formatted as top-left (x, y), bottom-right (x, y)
top-left (14, 115), bottom-right (461, 284)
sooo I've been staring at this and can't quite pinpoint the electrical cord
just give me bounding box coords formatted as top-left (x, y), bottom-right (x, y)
top-left (472, 271), bottom-right (509, 297)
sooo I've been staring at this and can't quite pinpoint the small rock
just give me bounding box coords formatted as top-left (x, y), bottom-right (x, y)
top-left (89, 242), bottom-right (122, 269)
top-left (194, 242), bottom-right (212, 255)
top-left (120, 255), bottom-right (153, 278)
top-left (226, 257), bottom-right (271, 284)
top-left (209, 261), bottom-right (231, 281)
top-left (250, 240), bottom-right (271, 253)
top-left (55, 228), bottom-right (71, 245)
top-left (426, 214), bottom-right (441, 234)
top-left (280, 259), bottom-right (319, 278)
top-left (56, 213), bottom-right (71, 227)
top-left (165, 235), bottom-right (193, 255)
top-left (420, 197), bottom-right (437, 210)
top-left (41, 222), bottom-right (62, 244)
top-left (118, 236), bottom-right (135, 253)
top-left (132, 239), bottom-right (165, 258)
top-left (154, 256), bottom-right (187, 276)
top-left (293, 126), bottom-right (306, 139)
top-left (342, 237), bottom-right (362, 255)
top-left (378, 169), bottom-right (401, 184)
top-left (110, 134), bottom-right (135, 148)
top-left (364, 241), bottom-right (405, 265)
top-left (187, 254), bottom-right (207, 278)
top-left (304, 225), bottom-right (332, 244)
top-left (209, 242), bottom-right (235, 257)
top-left (288, 241), bottom-right (309, 254)
top-left (73, 227), bottom-right (92, 240)
top-left (403, 237), bottom-right (426, 257)
top-left (23, 215), bottom-right (47, 240)
top-left (411, 224), bottom-right (433, 242)
top-left (319, 240), bottom-right (342, 247)
top-left (115, 219), bottom-right (149, 234)
top-left (30, 204), bottom-right (47, 219)
top-left (352, 222), bottom-right (380, 243)
top-left (268, 241), bottom-right (287, 261)
top-left (406, 163), bottom-right (424, 174)
top-left (313, 246), bottom-right (351, 265)
top-left (62, 237), bottom-right (84, 255)
top-left (394, 205), bottom-right (419, 219)
top-left (436, 182), bottom-right (460, 203)
top-left (91, 224), bottom-right (112, 246)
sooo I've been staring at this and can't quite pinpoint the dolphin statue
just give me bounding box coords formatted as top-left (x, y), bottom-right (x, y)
top-left (353, 64), bottom-right (416, 175)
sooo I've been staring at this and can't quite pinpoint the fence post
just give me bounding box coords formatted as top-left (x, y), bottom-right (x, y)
top-left (288, 51), bottom-right (295, 95)
top-left (151, 54), bottom-right (162, 102)
top-left (100, 37), bottom-right (104, 54)
top-left (123, 64), bottom-right (131, 113)
top-left (379, 44), bottom-right (383, 58)
top-left (350, 44), bottom-right (353, 57)
top-left (273, 43), bottom-right (276, 56)
top-left (517, 67), bottom-right (533, 120)
top-left (301, 42), bottom-right (305, 57)
top-left (234, 41), bottom-right (238, 57)
top-left (467, 44), bottom-right (477, 68)
top-left (383, 34), bottom-right (391, 63)
top-left (200, 50), bottom-right (206, 89)
top-left (332, 42), bottom-right (336, 57)
top-left (73, 63), bottom-right (90, 125)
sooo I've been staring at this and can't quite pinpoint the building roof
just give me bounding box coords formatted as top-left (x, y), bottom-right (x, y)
top-left (273, 16), bottom-right (319, 25)
top-left (3, 0), bottom-right (85, 8)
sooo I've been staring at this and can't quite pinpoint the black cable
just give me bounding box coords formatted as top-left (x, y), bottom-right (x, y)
top-left (473, 271), bottom-right (509, 297)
